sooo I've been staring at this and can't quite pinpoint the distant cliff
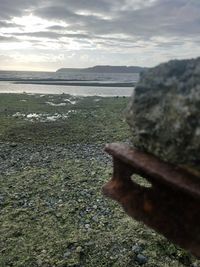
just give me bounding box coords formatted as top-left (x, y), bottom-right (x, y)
top-left (56, 65), bottom-right (147, 73)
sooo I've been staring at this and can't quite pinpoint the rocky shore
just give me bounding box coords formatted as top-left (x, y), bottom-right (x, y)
top-left (0, 142), bottom-right (109, 175)
top-left (0, 93), bottom-right (199, 266)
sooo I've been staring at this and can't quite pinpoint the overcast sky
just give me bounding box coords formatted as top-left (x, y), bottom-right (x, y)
top-left (0, 0), bottom-right (200, 71)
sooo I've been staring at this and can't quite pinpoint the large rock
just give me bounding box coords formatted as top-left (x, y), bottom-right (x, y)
top-left (126, 57), bottom-right (200, 171)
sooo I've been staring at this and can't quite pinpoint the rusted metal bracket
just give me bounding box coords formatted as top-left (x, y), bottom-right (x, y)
top-left (102, 143), bottom-right (200, 257)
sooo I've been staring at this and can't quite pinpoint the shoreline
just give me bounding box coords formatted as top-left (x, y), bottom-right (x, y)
top-left (14, 81), bottom-right (135, 87)
top-left (0, 83), bottom-right (134, 96)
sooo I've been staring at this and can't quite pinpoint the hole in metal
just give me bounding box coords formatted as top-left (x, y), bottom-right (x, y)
top-left (131, 174), bottom-right (152, 188)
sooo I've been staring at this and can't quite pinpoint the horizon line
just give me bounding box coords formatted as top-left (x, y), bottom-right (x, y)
top-left (0, 64), bottom-right (147, 73)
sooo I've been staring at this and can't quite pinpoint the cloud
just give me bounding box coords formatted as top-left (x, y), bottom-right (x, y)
top-left (0, 0), bottom-right (200, 70)
top-left (47, 25), bottom-right (68, 31)
top-left (35, 0), bottom-right (117, 18)
top-left (31, 0), bottom-right (200, 38)
top-left (0, 35), bottom-right (19, 42)
top-left (0, 0), bottom-right (40, 19)
top-left (0, 20), bottom-right (18, 28)
top-left (0, 54), bottom-right (12, 61)
top-left (1, 1), bottom-right (200, 41)
top-left (15, 31), bottom-right (91, 40)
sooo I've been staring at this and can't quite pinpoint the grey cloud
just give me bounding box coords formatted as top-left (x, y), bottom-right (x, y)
top-left (0, 0), bottom-right (40, 19)
top-left (0, 35), bottom-right (19, 42)
top-left (15, 31), bottom-right (64, 39)
top-left (0, 0), bottom-right (200, 59)
top-left (0, 20), bottom-right (18, 28)
top-left (35, 5), bottom-right (79, 23)
top-left (36, 0), bottom-right (122, 17)
top-left (56, 0), bottom-right (115, 13)
top-left (72, 0), bottom-right (200, 39)
top-left (47, 25), bottom-right (68, 31)
top-left (117, 0), bottom-right (200, 37)
top-left (14, 31), bottom-right (91, 40)
top-left (33, 0), bottom-right (200, 40)
top-left (12, 30), bottom-right (138, 46)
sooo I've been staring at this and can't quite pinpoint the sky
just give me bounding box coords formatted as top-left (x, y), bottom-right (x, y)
top-left (0, 0), bottom-right (200, 71)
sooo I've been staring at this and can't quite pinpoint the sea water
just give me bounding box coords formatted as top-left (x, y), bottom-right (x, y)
top-left (0, 71), bottom-right (138, 96)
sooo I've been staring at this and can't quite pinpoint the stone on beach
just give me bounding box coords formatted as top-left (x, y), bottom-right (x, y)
top-left (126, 57), bottom-right (200, 171)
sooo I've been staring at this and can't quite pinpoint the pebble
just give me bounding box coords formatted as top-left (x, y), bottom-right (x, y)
top-left (0, 143), bottom-right (109, 175)
top-left (92, 216), bottom-right (98, 222)
top-left (10, 143), bottom-right (17, 148)
top-left (0, 195), bottom-right (5, 205)
top-left (135, 254), bottom-right (148, 265)
top-left (132, 244), bottom-right (143, 254)
top-left (76, 246), bottom-right (82, 253)
top-left (84, 241), bottom-right (94, 246)
top-left (63, 251), bottom-right (71, 258)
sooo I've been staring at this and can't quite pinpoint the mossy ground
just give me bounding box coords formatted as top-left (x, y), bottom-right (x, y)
top-left (0, 93), bottom-right (199, 266)
top-left (0, 93), bottom-right (129, 144)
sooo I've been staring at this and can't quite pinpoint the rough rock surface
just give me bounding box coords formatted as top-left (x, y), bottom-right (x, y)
top-left (126, 57), bottom-right (200, 171)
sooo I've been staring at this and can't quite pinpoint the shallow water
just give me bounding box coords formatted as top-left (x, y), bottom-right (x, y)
top-left (0, 70), bottom-right (139, 83)
top-left (0, 81), bottom-right (134, 96)
top-left (0, 70), bottom-right (137, 96)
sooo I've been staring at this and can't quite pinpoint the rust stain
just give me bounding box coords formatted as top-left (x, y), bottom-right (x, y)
top-left (102, 143), bottom-right (200, 258)
top-left (143, 199), bottom-right (153, 213)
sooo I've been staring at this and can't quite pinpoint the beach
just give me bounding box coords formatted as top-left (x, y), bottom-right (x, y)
top-left (0, 93), bottom-right (199, 266)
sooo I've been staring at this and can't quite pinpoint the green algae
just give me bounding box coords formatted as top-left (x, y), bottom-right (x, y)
top-left (1, 159), bottom-right (197, 266)
top-left (0, 94), bottom-right (129, 144)
top-left (0, 93), bottom-right (199, 266)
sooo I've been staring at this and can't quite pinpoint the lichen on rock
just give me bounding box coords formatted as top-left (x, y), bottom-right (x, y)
top-left (126, 57), bottom-right (200, 171)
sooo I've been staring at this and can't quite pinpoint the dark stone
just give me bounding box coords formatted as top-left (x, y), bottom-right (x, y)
top-left (126, 57), bottom-right (200, 172)
top-left (10, 143), bottom-right (17, 148)
top-left (135, 254), bottom-right (148, 265)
